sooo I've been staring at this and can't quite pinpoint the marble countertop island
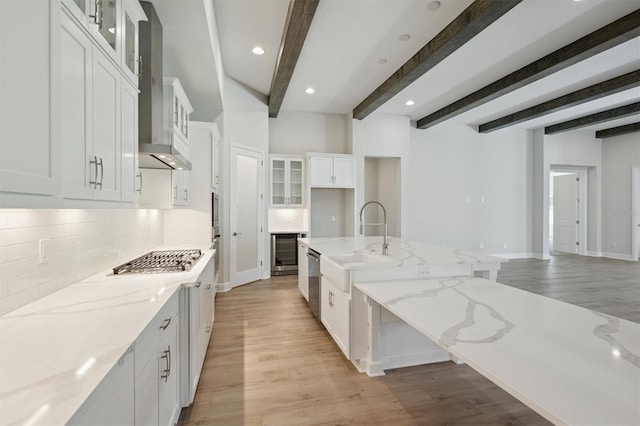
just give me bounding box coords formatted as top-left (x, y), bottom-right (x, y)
top-left (355, 277), bottom-right (640, 425)
top-left (299, 236), bottom-right (507, 280)
top-left (0, 247), bottom-right (214, 426)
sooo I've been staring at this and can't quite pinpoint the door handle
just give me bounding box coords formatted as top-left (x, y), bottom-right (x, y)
top-left (233, 232), bottom-right (241, 236)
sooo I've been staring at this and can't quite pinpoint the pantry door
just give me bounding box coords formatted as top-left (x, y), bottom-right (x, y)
top-left (553, 174), bottom-right (578, 254)
top-left (230, 145), bottom-right (264, 286)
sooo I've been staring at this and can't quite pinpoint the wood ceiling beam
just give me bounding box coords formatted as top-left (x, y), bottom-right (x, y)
top-left (268, 0), bottom-right (319, 118)
top-left (595, 121), bottom-right (640, 139)
top-left (544, 102), bottom-right (640, 135)
top-left (417, 8), bottom-right (640, 129)
top-left (478, 70), bottom-right (640, 133)
top-left (352, 0), bottom-right (523, 120)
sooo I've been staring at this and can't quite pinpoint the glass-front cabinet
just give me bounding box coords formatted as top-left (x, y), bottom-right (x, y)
top-left (164, 78), bottom-right (193, 157)
top-left (270, 156), bottom-right (304, 207)
top-left (60, 0), bottom-right (146, 85)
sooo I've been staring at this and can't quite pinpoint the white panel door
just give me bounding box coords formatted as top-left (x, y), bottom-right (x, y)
top-left (230, 146), bottom-right (263, 286)
top-left (553, 174), bottom-right (578, 254)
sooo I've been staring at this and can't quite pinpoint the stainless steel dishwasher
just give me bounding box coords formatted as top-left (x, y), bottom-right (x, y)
top-left (307, 249), bottom-right (321, 321)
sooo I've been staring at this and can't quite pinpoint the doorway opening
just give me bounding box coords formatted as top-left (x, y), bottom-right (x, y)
top-left (548, 167), bottom-right (588, 257)
top-left (632, 166), bottom-right (640, 261)
top-left (363, 157), bottom-right (401, 237)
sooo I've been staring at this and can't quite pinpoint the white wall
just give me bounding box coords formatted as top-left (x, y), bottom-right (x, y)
top-left (353, 113), bottom-right (411, 239)
top-left (163, 122), bottom-right (213, 246)
top-left (0, 209), bottom-right (164, 315)
top-left (219, 77), bottom-right (270, 283)
top-left (601, 133), bottom-right (640, 259)
top-left (269, 111), bottom-right (349, 155)
top-left (407, 123), bottom-right (532, 257)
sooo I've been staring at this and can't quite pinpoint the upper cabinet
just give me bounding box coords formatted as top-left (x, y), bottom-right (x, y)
top-left (60, 0), bottom-right (145, 87)
top-left (164, 78), bottom-right (193, 158)
top-left (307, 153), bottom-right (356, 188)
top-left (271, 156), bottom-right (304, 207)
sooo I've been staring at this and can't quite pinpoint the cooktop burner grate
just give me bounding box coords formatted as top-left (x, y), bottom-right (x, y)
top-left (113, 249), bottom-right (202, 274)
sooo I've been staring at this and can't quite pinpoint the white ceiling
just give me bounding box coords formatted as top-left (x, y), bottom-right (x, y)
top-left (158, 0), bottom-right (640, 133)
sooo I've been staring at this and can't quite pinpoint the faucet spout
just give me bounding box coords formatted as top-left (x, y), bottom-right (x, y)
top-left (359, 201), bottom-right (390, 255)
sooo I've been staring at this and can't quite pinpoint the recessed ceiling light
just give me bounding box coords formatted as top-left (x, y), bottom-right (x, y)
top-left (377, 58), bottom-right (388, 64)
top-left (405, 100), bottom-right (415, 106)
top-left (427, 1), bottom-right (441, 11)
top-left (305, 87), bottom-right (315, 94)
top-left (252, 46), bottom-right (265, 55)
top-left (398, 34), bottom-right (411, 42)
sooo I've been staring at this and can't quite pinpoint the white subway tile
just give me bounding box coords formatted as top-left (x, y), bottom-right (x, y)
top-left (0, 247), bottom-right (7, 265)
top-left (0, 227), bottom-right (40, 246)
top-left (7, 242), bottom-right (38, 263)
top-left (0, 211), bottom-right (8, 230)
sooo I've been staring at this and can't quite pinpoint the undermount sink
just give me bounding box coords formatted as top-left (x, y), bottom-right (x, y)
top-left (320, 252), bottom-right (395, 292)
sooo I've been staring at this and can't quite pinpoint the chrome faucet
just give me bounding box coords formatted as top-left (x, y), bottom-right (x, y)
top-left (359, 201), bottom-right (389, 255)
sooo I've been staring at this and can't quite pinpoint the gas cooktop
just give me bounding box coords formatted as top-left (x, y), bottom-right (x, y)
top-left (113, 249), bottom-right (202, 275)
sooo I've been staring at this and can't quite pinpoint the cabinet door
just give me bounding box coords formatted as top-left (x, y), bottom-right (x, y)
top-left (121, 81), bottom-right (138, 203)
top-left (333, 157), bottom-right (356, 188)
top-left (320, 278), bottom-right (332, 332)
top-left (210, 126), bottom-right (221, 192)
top-left (309, 157), bottom-right (334, 187)
top-left (60, 12), bottom-right (93, 200)
top-left (171, 170), bottom-right (190, 206)
top-left (332, 289), bottom-right (351, 358)
top-left (288, 159), bottom-right (304, 206)
top-left (92, 51), bottom-right (121, 201)
top-left (61, 0), bottom-right (91, 29)
top-left (271, 158), bottom-right (286, 206)
top-left (158, 317), bottom-right (180, 426)
top-left (90, 0), bottom-right (119, 63)
top-left (1, 1), bottom-right (55, 198)
top-left (68, 349), bottom-right (134, 426)
top-left (298, 244), bottom-right (309, 301)
top-left (135, 350), bottom-right (159, 426)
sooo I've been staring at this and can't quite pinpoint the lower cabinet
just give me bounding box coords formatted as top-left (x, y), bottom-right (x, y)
top-left (135, 293), bottom-right (181, 426)
top-left (298, 243), bottom-right (309, 301)
top-left (320, 276), bottom-right (350, 358)
top-left (67, 349), bottom-right (135, 425)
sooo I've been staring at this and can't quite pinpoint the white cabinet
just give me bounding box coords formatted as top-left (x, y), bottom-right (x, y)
top-left (68, 348), bottom-right (134, 425)
top-left (298, 242), bottom-right (309, 301)
top-left (185, 258), bottom-right (215, 403)
top-left (308, 154), bottom-right (356, 188)
top-left (121, 0), bottom-right (146, 87)
top-left (271, 156), bottom-right (304, 207)
top-left (135, 292), bottom-right (181, 426)
top-left (171, 170), bottom-right (190, 206)
top-left (164, 78), bottom-right (193, 158)
top-left (320, 276), bottom-right (350, 358)
top-left (210, 123), bottom-right (221, 193)
top-left (0, 1), bottom-right (56, 199)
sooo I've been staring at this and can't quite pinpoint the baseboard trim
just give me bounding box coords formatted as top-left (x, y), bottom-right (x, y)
top-left (383, 349), bottom-right (450, 370)
top-left (532, 252), bottom-right (550, 260)
top-left (600, 251), bottom-right (635, 261)
top-left (215, 281), bottom-right (233, 292)
top-left (491, 252), bottom-right (534, 259)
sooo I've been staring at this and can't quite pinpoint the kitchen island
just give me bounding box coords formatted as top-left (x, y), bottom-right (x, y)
top-left (354, 277), bottom-right (640, 426)
top-left (0, 247), bottom-right (215, 426)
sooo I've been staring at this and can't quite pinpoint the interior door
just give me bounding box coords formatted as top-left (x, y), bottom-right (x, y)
top-left (553, 174), bottom-right (578, 254)
top-left (230, 146), bottom-right (263, 286)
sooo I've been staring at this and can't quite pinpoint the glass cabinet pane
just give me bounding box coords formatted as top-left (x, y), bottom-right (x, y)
top-left (174, 96), bottom-right (179, 127)
top-left (72, 0), bottom-right (87, 12)
top-left (98, 0), bottom-right (117, 52)
top-left (124, 13), bottom-right (135, 74)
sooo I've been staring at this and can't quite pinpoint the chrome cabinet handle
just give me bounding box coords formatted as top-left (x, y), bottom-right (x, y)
top-left (173, 185), bottom-right (177, 201)
top-left (160, 346), bottom-right (170, 382)
top-left (137, 56), bottom-right (142, 79)
top-left (90, 0), bottom-right (103, 29)
top-left (97, 158), bottom-right (104, 189)
top-left (194, 281), bottom-right (201, 288)
top-left (89, 156), bottom-right (98, 188)
top-left (136, 172), bottom-right (142, 193)
top-left (184, 188), bottom-right (188, 201)
top-left (159, 317), bottom-right (171, 330)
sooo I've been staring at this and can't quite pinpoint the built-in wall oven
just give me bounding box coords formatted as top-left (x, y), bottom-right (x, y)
top-left (271, 233), bottom-right (305, 275)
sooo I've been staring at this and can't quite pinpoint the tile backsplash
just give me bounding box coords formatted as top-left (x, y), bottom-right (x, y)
top-left (0, 209), bottom-right (164, 315)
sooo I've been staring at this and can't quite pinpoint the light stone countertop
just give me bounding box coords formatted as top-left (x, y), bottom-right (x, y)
top-left (354, 277), bottom-right (640, 425)
top-left (298, 236), bottom-right (506, 267)
top-left (0, 247), bottom-right (214, 426)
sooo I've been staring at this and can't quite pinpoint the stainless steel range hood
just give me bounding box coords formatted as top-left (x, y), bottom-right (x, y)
top-left (138, 1), bottom-right (191, 171)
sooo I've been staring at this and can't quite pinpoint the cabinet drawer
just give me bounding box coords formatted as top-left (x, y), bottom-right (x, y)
top-left (135, 292), bottom-right (180, 379)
